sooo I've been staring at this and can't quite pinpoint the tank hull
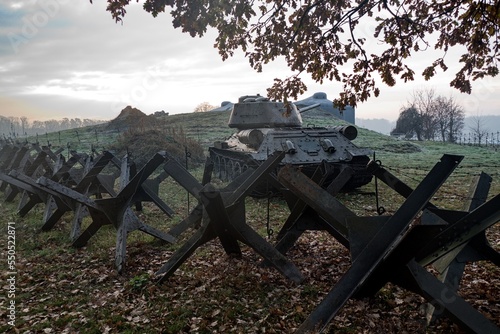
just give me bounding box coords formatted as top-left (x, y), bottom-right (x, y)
top-left (209, 127), bottom-right (373, 195)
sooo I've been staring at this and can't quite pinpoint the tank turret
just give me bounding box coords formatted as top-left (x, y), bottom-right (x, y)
top-left (228, 95), bottom-right (302, 129)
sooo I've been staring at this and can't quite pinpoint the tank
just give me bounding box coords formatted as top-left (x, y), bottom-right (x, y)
top-left (208, 95), bottom-right (373, 194)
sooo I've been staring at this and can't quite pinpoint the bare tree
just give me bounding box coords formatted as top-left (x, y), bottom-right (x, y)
top-left (43, 120), bottom-right (60, 134)
top-left (469, 114), bottom-right (489, 145)
top-left (70, 118), bottom-right (83, 129)
top-left (61, 118), bottom-right (71, 130)
top-left (0, 116), bottom-right (12, 137)
top-left (194, 102), bottom-right (216, 113)
top-left (396, 90), bottom-right (466, 142)
top-left (434, 96), bottom-right (465, 143)
top-left (20, 116), bottom-right (29, 136)
top-left (410, 89), bottom-right (438, 140)
top-left (447, 103), bottom-right (465, 144)
top-left (8, 116), bottom-right (20, 137)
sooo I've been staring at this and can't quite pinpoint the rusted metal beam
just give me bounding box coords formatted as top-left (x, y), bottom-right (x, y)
top-left (424, 172), bottom-right (498, 324)
top-left (41, 152), bottom-right (116, 231)
top-left (37, 152), bottom-right (177, 273)
top-left (405, 260), bottom-right (500, 334)
top-left (269, 164), bottom-right (353, 261)
top-left (297, 154), bottom-right (463, 333)
top-left (416, 192), bottom-right (500, 266)
top-left (1, 146), bottom-right (29, 192)
top-left (4, 146), bottom-right (35, 202)
top-left (156, 151), bottom-right (304, 284)
top-left (278, 164), bottom-right (358, 247)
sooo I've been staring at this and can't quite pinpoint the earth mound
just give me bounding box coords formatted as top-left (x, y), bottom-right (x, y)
top-left (383, 141), bottom-right (422, 153)
top-left (107, 106), bottom-right (154, 130)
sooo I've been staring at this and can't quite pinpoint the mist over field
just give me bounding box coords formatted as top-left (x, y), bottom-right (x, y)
top-left (358, 115), bottom-right (500, 137)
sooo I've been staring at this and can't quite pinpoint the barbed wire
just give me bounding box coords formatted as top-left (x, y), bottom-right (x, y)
top-left (378, 163), bottom-right (499, 204)
top-left (383, 163), bottom-right (500, 176)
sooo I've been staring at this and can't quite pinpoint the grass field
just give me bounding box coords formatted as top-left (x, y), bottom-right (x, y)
top-left (1, 110), bottom-right (499, 333)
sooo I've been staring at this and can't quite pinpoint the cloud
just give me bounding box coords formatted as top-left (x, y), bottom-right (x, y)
top-left (0, 1), bottom-right (239, 119)
top-left (0, 0), bottom-right (499, 123)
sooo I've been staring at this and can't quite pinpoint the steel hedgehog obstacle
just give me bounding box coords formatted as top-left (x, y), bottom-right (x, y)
top-left (0, 110), bottom-right (499, 333)
top-left (209, 95), bottom-right (373, 193)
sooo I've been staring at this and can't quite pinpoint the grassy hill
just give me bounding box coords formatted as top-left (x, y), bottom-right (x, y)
top-left (1, 109), bottom-right (499, 333)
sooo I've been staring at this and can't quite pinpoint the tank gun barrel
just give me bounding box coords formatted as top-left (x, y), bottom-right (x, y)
top-left (297, 103), bottom-right (321, 113)
top-left (332, 125), bottom-right (358, 140)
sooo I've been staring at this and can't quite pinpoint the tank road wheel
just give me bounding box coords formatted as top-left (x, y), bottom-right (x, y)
top-left (220, 158), bottom-right (227, 181)
top-left (214, 155), bottom-right (223, 179)
top-left (234, 162), bottom-right (242, 178)
top-left (227, 160), bottom-right (234, 181)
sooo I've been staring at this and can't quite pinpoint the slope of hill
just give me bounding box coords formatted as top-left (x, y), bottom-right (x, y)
top-left (36, 108), bottom-right (500, 168)
top-left (3, 108), bottom-right (500, 334)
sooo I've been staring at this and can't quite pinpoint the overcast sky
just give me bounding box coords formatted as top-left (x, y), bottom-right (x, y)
top-left (1, 0), bottom-right (500, 122)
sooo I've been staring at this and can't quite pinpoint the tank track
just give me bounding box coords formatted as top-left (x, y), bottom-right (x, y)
top-left (208, 148), bottom-right (373, 196)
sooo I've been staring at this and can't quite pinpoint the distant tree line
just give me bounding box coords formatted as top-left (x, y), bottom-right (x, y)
top-left (391, 89), bottom-right (466, 143)
top-left (0, 116), bottom-right (105, 139)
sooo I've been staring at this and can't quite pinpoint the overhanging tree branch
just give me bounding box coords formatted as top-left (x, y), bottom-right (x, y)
top-left (94, 0), bottom-right (500, 108)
